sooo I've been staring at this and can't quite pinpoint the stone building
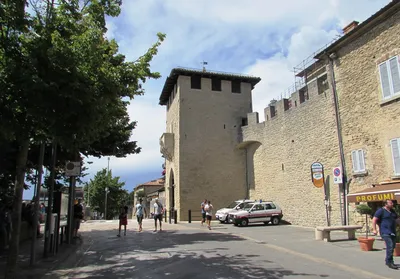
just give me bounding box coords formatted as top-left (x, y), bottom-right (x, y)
top-left (159, 68), bottom-right (260, 221)
top-left (158, 1), bottom-right (400, 226)
top-left (314, 1), bottom-right (400, 219)
top-left (133, 178), bottom-right (165, 216)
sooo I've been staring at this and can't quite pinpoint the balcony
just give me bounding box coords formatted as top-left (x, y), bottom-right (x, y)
top-left (160, 133), bottom-right (174, 161)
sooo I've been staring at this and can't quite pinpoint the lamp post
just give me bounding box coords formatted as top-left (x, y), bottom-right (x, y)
top-left (105, 157), bottom-right (110, 220)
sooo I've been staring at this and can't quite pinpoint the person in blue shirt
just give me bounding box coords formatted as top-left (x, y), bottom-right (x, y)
top-left (372, 199), bottom-right (400, 269)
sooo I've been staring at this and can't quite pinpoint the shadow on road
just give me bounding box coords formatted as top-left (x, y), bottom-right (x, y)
top-left (45, 228), bottom-right (329, 279)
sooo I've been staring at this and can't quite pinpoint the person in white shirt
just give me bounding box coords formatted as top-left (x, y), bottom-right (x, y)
top-left (153, 198), bottom-right (164, 232)
top-left (204, 200), bottom-right (213, 230)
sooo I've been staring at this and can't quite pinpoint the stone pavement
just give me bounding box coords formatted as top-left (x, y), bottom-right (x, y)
top-left (181, 221), bottom-right (400, 279)
top-left (33, 219), bottom-right (398, 278)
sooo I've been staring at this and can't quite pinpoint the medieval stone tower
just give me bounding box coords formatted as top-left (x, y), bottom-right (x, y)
top-left (159, 67), bottom-right (261, 221)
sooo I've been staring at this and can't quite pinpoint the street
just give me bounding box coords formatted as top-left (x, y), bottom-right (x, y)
top-left (40, 219), bottom-right (399, 279)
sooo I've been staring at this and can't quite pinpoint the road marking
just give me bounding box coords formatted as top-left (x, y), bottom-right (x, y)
top-left (212, 230), bottom-right (392, 279)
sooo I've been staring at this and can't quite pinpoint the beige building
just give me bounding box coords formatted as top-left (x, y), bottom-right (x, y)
top-left (159, 68), bottom-right (260, 221)
top-left (159, 1), bottom-right (400, 227)
top-left (314, 1), bottom-right (400, 217)
top-left (133, 178), bottom-right (165, 216)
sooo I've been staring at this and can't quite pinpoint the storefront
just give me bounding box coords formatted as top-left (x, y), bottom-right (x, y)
top-left (347, 182), bottom-right (400, 213)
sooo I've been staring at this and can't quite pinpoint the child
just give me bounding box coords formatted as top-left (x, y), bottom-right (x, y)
top-left (117, 206), bottom-right (128, 237)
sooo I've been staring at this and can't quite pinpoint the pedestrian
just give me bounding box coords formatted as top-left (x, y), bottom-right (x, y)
top-left (117, 206), bottom-right (128, 237)
top-left (201, 199), bottom-right (207, 226)
top-left (73, 199), bottom-right (84, 239)
top-left (153, 198), bottom-right (164, 232)
top-left (134, 199), bottom-right (147, 232)
top-left (372, 199), bottom-right (400, 269)
top-left (204, 200), bottom-right (213, 230)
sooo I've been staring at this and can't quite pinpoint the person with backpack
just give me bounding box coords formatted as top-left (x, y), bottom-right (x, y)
top-left (372, 199), bottom-right (400, 269)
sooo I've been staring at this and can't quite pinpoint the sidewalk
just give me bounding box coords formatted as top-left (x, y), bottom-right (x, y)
top-left (179, 221), bottom-right (399, 278)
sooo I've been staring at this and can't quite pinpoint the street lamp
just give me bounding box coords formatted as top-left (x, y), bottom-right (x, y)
top-left (105, 186), bottom-right (109, 220)
top-left (105, 157), bottom-right (110, 219)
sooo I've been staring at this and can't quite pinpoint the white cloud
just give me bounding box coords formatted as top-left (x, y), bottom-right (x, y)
top-left (85, 0), bottom-right (391, 181)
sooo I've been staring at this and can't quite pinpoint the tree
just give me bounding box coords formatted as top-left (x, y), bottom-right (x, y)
top-left (1, 0), bottom-right (165, 276)
top-left (84, 169), bottom-right (128, 219)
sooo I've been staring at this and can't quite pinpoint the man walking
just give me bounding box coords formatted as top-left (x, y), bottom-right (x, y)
top-left (134, 198), bottom-right (147, 232)
top-left (73, 199), bottom-right (84, 239)
top-left (153, 198), bottom-right (164, 232)
top-left (201, 199), bottom-right (207, 226)
top-left (204, 200), bottom-right (213, 230)
top-left (372, 199), bottom-right (400, 269)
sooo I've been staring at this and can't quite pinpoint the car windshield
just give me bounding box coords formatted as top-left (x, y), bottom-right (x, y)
top-left (226, 202), bottom-right (240, 209)
top-left (243, 203), bottom-right (254, 210)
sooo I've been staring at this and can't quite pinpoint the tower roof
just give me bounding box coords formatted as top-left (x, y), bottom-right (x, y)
top-left (159, 67), bottom-right (261, 105)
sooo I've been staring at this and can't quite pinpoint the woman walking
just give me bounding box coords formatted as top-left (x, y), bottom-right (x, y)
top-left (117, 206), bottom-right (128, 237)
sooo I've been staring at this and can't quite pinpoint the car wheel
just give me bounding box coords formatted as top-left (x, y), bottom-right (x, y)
top-left (271, 217), bottom-right (280, 225)
top-left (240, 218), bottom-right (249, 227)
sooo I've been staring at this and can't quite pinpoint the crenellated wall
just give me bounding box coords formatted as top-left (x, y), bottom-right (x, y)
top-left (241, 67), bottom-right (345, 227)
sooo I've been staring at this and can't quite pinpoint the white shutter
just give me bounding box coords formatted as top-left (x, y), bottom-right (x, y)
top-left (389, 57), bottom-right (400, 94)
top-left (391, 139), bottom-right (400, 175)
top-left (357, 150), bottom-right (365, 172)
top-left (379, 62), bottom-right (392, 99)
top-left (351, 150), bottom-right (358, 172)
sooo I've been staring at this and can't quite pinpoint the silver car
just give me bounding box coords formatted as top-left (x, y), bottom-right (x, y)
top-left (215, 199), bottom-right (255, 223)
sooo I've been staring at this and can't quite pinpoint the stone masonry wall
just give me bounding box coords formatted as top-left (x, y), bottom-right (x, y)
top-left (242, 70), bottom-right (344, 227)
top-left (177, 75), bottom-right (253, 221)
top-left (333, 9), bottom-right (400, 217)
top-left (165, 83), bottom-right (181, 218)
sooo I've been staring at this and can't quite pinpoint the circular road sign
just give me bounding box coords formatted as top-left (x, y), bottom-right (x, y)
top-left (334, 168), bottom-right (341, 177)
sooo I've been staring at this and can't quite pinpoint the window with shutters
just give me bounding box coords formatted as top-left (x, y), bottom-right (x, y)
top-left (379, 56), bottom-right (400, 100)
top-left (390, 138), bottom-right (400, 176)
top-left (351, 149), bottom-right (366, 173)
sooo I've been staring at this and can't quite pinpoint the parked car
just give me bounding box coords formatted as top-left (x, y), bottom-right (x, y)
top-left (215, 199), bottom-right (255, 223)
top-left (231, 201), bottom-right (283, 227)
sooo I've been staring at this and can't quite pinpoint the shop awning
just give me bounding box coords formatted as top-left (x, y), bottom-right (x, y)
top-left (347, 182), bottom-right (400, 203)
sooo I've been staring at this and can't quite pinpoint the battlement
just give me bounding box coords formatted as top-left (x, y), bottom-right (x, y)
top-left (244, 64), bottom-right (330, 126)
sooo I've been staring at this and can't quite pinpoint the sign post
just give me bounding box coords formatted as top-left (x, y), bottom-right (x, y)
top-left (311, 162), bottom-right (330, 226)
top-left (333, 167), bottom-right (343, 184)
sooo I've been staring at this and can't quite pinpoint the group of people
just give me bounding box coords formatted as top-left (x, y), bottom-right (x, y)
top-left (117, 198), bottom-right (164, 236)
top-left (200, 199), bottom-right (213, 230)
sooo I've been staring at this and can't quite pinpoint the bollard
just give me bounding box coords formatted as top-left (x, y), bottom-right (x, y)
top-left (164, 211), bottom-right (167, 222)
top-left (188, 210), bottom-right (191, 223)
top-left (174, 210), bottom-right (177, 224)
top-left (169, 210), bottom-right (172, 224)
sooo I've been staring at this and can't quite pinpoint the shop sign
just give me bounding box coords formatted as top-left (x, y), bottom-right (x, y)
top-left (355, 192), bottom-right (395, 202)
top-left (311, 162), bottom-right (324, 188)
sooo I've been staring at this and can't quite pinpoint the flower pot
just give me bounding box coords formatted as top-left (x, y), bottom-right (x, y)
top-left (394, 243), bottom-right (400, 257)
top-left (358, 237), bottom-right (375, 251)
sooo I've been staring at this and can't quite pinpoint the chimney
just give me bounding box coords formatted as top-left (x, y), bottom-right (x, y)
top-left (342, 20), bottom-right (359, 34)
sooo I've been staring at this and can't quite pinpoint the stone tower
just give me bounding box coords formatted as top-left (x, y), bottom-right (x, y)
top-left (159, 67), bottom-right (261, 221)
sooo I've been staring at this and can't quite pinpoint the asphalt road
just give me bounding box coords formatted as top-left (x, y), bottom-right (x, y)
top-left (42, 220), bottom-right (389, 279)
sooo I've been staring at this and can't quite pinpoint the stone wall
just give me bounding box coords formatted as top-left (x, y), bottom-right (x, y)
top-left (242, 69), bottom-right (344, 227)
top-left (176, 75), bottom-right (253, 220)
top-left (333, 8), bottom-right (400, 214)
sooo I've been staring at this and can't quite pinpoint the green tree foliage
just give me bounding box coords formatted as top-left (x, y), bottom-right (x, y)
top-left (1, 0), bottom-right (165, 276)
top-left (84, 168), bottom-right (128, 219)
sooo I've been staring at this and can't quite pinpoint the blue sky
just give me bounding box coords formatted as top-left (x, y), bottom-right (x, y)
top-left (23, 0), bottom-right (391, 199)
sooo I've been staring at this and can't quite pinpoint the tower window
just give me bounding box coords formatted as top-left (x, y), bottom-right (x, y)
top-left (191, 76), bottom-right (201, 89)
top-left (231, 80), bottom-right (241, 93)
top-left (212, 78), bottom-right (221, 91)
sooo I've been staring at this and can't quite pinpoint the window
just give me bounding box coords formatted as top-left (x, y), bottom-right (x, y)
top-left (253, 204), bottom-right (264, 211)
top-left (299, 87), bottom-right (309, 104)
top-left (241, 117), bottom-right (248, 126)
top-left (351, 149), bottom-right (366, 173)
top-left (390, 138), bottom-right (400, 175)
top-left (270, 106), bottom-right (276, 118)
top-left (317, 74), bottom-right (329, 94)
top-left (231, 80), bottom-right (241, 93)
top-left (211, 78), bottom-right (221, 91)
top-left (191, 75), bottom-right (201, 89)
top-left (379, 56), bottom-right (400, 100)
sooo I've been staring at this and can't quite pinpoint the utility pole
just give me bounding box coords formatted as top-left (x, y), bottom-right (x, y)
top-left (105, 157), bottom-right (110, 220)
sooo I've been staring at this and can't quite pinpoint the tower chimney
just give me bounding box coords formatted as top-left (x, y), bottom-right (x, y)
top-left (342, 20), bottom-right (359, 34)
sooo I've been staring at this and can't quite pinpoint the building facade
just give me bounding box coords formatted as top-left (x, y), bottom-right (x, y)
top-left (133, 178), bottom-right (165, 216)
top-left (159, 68), bottom-right (260, 221)
top-left (159, 1), bottom-right (400, 227)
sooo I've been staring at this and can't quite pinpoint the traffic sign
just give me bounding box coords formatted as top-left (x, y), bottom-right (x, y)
top-left (333, 167), bottom-right (343, 184)
top-left (311, 162), bottom-right (324, 188)
top-left (65, 161), bottom-right (81, 177)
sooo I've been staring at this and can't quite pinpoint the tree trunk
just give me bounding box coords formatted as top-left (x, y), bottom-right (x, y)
top-left (5, 139), bottom-right (30, 279)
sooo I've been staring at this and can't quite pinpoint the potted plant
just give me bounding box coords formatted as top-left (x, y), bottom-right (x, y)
top-left (356, 204), bottom-right (375, 251)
